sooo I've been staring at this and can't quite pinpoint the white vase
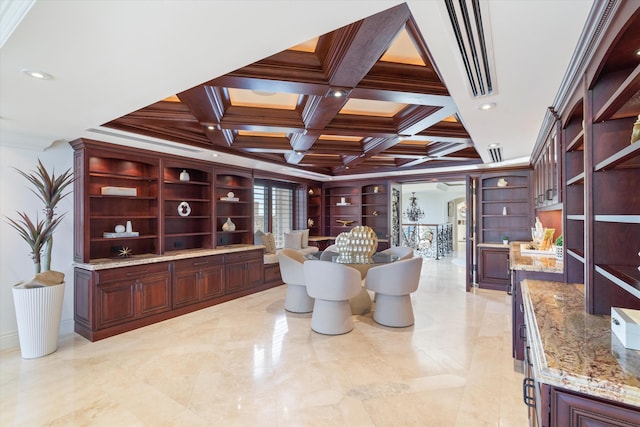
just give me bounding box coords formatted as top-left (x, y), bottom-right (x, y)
top-left (12, 282), bottom-right (65, 359)
top-left (179, 170), bottom-right (190, 181)
top-left (222, 218), bottom-right (236, 232)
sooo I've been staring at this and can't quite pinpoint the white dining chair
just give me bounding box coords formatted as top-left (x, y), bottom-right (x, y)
top-left (380, 246), bottom-right (414, 260)
top-left (278, 248), bottom-right (314, 313)
top-left (304, 260), bottom-right (363, 335)
top-left (365, 257), bottom-right (423, 327)
top-left (320, 244), bottom-right (339, 260)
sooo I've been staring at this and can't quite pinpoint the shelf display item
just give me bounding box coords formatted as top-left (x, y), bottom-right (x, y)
top-left (178, 201), bottom-right (191, 217)
top-left (222, 218), bottom-right (236, 232)
top-left (115, 224), bottom-right (125, 233)
top-left (100, 186), bottom-right (137, 196)
top-left (220, 191), bottom-right (239, 202)
top-left (631, 115), bottom-right (640, 145)
top-left (497, 178), bottom-right (508, 187)
top-left (179, 170), bottom-right (190, 181)
top-left (126, 220), bottom-right (133, 233)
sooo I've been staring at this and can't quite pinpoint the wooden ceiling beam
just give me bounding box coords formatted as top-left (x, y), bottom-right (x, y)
top-left (318, 3), bottom-right (411, 87)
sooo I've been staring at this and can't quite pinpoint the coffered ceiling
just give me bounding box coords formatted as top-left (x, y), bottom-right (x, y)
top-left (0, 1), bottom-right (594, 180)
top-left (104, 4), bottom-right (480, 176)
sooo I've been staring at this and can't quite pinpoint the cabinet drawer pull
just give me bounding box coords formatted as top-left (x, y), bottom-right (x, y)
top-left (612, 317), bottom-right (620, 326)
top-left (519, 324), bottom-right (527, 341)
top-left (524, 345), bottom-right (533, 368)
top-left (523, 378), bottom-right (536, 408)
top-left (519, 303), bottom-right (524, 313)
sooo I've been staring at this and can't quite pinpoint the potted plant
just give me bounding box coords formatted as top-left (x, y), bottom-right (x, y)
top-left (5, 159), bottom-right (73, 358)
top-left (555, 235), bottom-right (564, 260)
top-left (502, 235), bottom-right (509, 245)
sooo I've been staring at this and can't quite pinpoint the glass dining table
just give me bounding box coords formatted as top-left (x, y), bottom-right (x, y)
top-left (304, 250), bottom-right (400, 314)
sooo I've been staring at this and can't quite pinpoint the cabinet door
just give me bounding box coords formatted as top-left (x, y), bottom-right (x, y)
top-left (552, 387), bottom-right (640, 427)
top-left (245, 258), bottom-right (264, 289)
top-left (173, 268), bottom-right (199, 308)
top-left (137, 271), bottom-right (171, 317)
top-left (199, 264), bottom-right (225, 300)
top-left (478, 247), bottom-right (510, 291)
top-left (97, 281), bottom-right (136, 329)
top-left (225, 262), bottom-right (246, 293)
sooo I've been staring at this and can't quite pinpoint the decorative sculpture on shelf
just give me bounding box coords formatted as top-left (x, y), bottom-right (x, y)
top-left (336, 219), bottom-right (355, 227)
top-left (118, 246), bottom-right (132, 257)
top-left (222, 218), bottom-right (236, 232)
top-left (403, 192), bottom-right (425, 223)
top-left (335, 225), bottom-right (378, 263)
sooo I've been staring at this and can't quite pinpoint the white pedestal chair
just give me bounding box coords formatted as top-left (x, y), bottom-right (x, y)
top-left (365, 257), bottom-right (423, 327)
top-left (320, 244), bottom-right (339, 260)
top-left (380, 246), bottom-right (414, 260)
top-left (304, 260), bottom-right (363, 335)
top-left (278, 249), bottom-right (314, 313)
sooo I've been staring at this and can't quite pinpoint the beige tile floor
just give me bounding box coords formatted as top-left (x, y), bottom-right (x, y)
top-left (1, 248), bottom-right (528, 426)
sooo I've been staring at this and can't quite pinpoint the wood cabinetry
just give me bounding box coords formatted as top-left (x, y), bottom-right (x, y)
top-left (477, 245), bottom-right (510, 291)
top-left (324, 184), bottom-right (360, 237)
top-left (323, 181), bottom-right (390, 248)
top-left (71, 140), bottom-right (161, 262)
top-left (215, 168), bottom-right (254, 247)
top-left (563, 102), bottom-right (586, 285)
top-left (162, 162), bottom-right (213, 253)
top-left (74, 248), bottom-right (267, 341)
top-left (550, 387), bottom-right (640, 427)
top-left (361, 183), bottom-right (388, 242)
top-left (173, 255), bottom-right (224, 308)
top-left (306, 184), bottom-right (322, 236)
top-left (74, 262), bottom-right (172, 341)
top-left (560, 4), bottom-right (640, 314)
top-left (533, 117), bottom-right (562, 209)
top-left (224, 249), bottom-right (264, 293)
top-left (478, 171), bottom-right (533, 244)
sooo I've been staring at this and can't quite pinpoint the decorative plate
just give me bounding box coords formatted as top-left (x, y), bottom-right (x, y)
top-left (178, 201), bottom-right (191, 217)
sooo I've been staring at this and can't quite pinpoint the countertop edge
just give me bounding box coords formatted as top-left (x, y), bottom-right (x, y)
top-left (74, 245), bottom-right (264, 270)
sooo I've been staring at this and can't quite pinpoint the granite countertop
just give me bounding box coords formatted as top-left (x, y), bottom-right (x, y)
top-left (510, 241), bottom-right (563, 273)
top-left (74, 245), bottom-right (263, 270)
top-left (477, 242), bottom-right (509, 249)
top-left (522, 279), bottom-right (640, 406)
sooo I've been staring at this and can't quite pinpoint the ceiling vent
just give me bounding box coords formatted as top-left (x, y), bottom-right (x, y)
top-left (444, 0), bottom-right (496, 97)
top-left (488, 145), bottom-right (503, 163)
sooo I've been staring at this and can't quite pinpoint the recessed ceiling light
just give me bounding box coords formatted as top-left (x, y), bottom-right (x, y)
top-left (479, 102), bottom-right (496, 110)
top-left (207, 125), bottom-right (215, 130)
top-left (327, 88), bottom-right (347, 98)
top-left (211, 153), bottom-right (219, 157)
top-left (22, 68), bottom-right (53, 80)
top-left (488, 143), bottom-right (500, 148)
top-left (634, 48), bottom-right (640, 56)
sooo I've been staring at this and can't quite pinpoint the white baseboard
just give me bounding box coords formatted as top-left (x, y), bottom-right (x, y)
top-left (0, 318), bottom-right (75, 352)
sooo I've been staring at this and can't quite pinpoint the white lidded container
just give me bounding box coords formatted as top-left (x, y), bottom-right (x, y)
top-left (611, 307), bottom-right (640, 350)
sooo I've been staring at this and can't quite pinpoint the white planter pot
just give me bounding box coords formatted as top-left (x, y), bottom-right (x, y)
top-left (12, 282), bottom-right (65, 359)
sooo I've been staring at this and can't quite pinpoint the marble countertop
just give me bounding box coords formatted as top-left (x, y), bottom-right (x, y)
top-left (477, 242), bottom-right (509, 249)
top-left (510, 241), bottom-right (563, 273)
top-left (74, 245), bottom-right (263, 271)
top-left (522, 279), bottom-right (640, 406)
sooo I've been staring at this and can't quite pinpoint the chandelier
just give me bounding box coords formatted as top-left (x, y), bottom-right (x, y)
top-left (403, 192), bottom-right (425, 222)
